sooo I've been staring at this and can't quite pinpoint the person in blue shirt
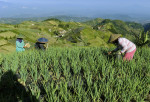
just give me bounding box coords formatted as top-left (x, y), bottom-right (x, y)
top-left (16, 34), bottom-right (27, 52)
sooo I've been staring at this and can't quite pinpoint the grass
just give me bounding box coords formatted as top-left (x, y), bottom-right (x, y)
top-left (0, 47), bottom-right (150, 102)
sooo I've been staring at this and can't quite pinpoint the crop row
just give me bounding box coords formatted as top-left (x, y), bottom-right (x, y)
top-left (0, 47), bottom-right (150, 102)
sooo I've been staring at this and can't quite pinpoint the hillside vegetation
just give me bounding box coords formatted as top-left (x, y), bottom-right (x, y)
top-left (0, 18), bottom-right (146, 53)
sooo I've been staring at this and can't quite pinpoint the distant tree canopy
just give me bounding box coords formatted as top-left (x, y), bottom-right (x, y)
top-left (101, 19), bottom-right (111, 24)
top-left (126, 22), bottom-right (144, 29)
top-left (143, 23), bottom-right (150, 32)
top-left (44, 18), bottom-right (62, 22)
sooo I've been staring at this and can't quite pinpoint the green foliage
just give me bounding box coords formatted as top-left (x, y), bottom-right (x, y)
top-left (126, 22), bottom-right (144, 29)
top-left (64, 27), bottom-right (84, 43)
top-left (93, 19), bottom-right (143, 40)
top-left (143, 23), bottom-right (150, 32)
top-left (0, 47), bottom-right (150, 101)
top-left (58, 24), bottom-right (70, 29)
top-left (135, 30), bottom-right (150, 46)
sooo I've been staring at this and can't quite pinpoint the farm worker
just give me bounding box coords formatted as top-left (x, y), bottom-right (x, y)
top-left (108, 34), bottom-right (136, 61)
top-left (16, 34), bottom-right (30, 52)
top-left (35, 37), bottom-right (48, 50)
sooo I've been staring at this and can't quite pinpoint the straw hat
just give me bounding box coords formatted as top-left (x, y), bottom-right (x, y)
top-left (37, 37), bottom-right (48, 43)
top-left (108, 34), bottom-right (121, 43)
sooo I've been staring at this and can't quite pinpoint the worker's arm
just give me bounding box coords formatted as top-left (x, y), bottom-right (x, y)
top-left (120, 44), bottom-right (127, 54)
top-left (112, 46), bottom-right (120, 53)
top-left (108, 45), bottom-right (121, 55)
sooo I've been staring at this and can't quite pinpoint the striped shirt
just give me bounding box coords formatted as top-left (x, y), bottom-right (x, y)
top-left (114, 38), bottom-right (136, 53)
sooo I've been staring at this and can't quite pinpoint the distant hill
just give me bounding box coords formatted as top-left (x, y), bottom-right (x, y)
top-left (0, 18), bottom-right (144, 53)
top-left (96, 14), bottom-right (150, 24)
top-left (0, 16), bottom-right (93, 24)
top-left (100, 14), bottom-right (134, 22)
top-left (84, 18), bottom-right (143, 38)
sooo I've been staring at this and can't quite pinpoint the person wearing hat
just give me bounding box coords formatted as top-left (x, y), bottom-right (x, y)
top-left (16, 34), bottom-right (28, 52)
top-left (35, 37), bottom-right (48, 50)
top-left (108, 34), bottom-right (136, 61)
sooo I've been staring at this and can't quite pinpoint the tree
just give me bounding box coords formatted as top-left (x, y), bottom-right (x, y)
top-left (136, 30), bottom-right (149, 46)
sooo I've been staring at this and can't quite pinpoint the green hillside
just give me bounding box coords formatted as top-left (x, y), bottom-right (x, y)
top-left (93, 19), bottom-right (143, 37)
top-left (0, 18), bottom-right (145, 53)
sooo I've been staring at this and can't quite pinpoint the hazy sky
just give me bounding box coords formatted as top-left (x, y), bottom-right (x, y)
top-left (0, 0), bottom-right (150, 17)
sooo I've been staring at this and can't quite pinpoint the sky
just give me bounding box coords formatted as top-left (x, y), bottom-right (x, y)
top-left (0, 0), bottom-right (150, 18)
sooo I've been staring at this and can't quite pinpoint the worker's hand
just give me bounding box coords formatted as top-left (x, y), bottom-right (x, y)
top-left (23, 46), bottom-right (27, 48)
top-left (25, 43), bottom-right (31, 48)
top-left (118, 52), bottom-right (121, 55)
top-left (108, 51), bottom-right (112, 55)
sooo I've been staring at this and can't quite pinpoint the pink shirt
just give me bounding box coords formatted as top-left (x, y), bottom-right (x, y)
top-left (114, 38), bottom-right (136, 53)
